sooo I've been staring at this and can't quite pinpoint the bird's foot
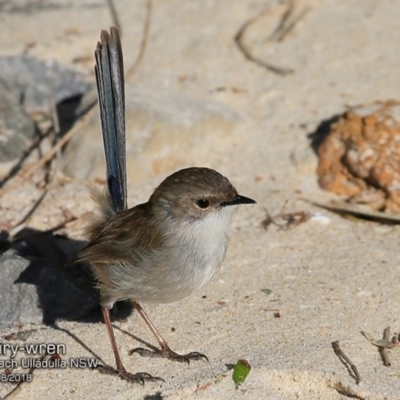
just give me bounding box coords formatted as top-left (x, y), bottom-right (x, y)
top-left (96, 364), bottom-right (164, 384)
top-left (129, 345), bottom-right (208, 364)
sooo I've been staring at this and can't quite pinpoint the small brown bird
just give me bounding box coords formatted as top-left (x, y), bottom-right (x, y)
top-left (76, 27), bottom-right (256, 383)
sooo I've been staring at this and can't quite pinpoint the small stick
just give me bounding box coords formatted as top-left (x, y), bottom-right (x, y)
top-left (301, 198), bottom-right (400, 223)
top-left (0, 127), bottom-right (52, 189)
top-left (261, 200), bottom-right (310, 230)
top-left (126, 0), bottom-right (153, 79)
top-left (234, 7), bottom-right (294, 75)
top-left (332, 341), bottom-right (362, 385)
top-left (268, 0), bottom-right (295, 41)
top-left (380, 327), bottom-right (392, 367)
top-left (273, 5), bottom-right (311, 42)
top-left (361, 327), bottom-right (397, 367)
top-left (106, 0), bottom-right (122, 35)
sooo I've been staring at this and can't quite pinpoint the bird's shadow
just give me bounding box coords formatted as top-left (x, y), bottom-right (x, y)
top-left (1, 227), bottom-right (157, 353)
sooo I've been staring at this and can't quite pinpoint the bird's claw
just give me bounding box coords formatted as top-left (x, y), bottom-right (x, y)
top-left (96, 364), bottom-right (164, 384)
top-left (129, 346), bottom-right (209, 364)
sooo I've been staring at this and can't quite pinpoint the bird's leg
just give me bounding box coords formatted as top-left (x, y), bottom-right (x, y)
top-left (129, 301), bottom-right (208, 363)
top-left (96, 306), bottom-right (163, 383)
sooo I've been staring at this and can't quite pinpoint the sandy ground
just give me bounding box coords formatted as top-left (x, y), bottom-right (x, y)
top-left (2, 0), bottom-right (400, 399)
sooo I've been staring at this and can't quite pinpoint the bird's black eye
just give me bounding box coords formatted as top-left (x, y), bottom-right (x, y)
top-left (195, 198), bottom-right (210, 209)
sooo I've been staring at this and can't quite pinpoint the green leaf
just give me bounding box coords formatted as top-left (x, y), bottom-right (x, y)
top-left (261, 288), bottom-right (273, 295)
top-left (232, 359), bottom-right (251, 389)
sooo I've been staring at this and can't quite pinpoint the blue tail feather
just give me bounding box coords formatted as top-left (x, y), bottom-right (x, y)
top-left (94, 27), bottom-right (127, 214)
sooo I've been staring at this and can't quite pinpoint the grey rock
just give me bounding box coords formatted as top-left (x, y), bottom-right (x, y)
top-left (0, 56), bottom-right (93, 113)
top-left (0, 249), bottom-right (41, 328)
top-left (0, 243), bottom-right (99, 329)
top-left (0, 78), bottom-right (35, 162)
top-left (0, 55), bottom-right (94, 163)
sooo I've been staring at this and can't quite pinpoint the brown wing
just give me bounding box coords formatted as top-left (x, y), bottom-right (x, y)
top-left (75, 202), bottom-right (165, 265)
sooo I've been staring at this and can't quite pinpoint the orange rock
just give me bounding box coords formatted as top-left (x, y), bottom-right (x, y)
top-left (316, 102), bottom-right (400, 212)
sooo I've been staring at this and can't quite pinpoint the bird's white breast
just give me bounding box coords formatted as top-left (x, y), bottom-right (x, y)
top-left (100, 207), bottom-right (235, 305)
top-left (169, 207), bottom-right (234, 299)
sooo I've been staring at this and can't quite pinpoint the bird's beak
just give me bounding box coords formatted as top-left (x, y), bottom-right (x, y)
top-left (222, 194), bottom-right (256, 206)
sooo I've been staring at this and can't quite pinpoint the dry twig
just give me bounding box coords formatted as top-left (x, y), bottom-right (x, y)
top-left (126, 0), bottom-right (153, 79)
top-left (262, 201), bottom-right (310, 230)
top-left (332, 341), bottom-right (362, 385)
top-left (362, 327), bottom-right (399, 367)
top-left (235, 0), bottom-right (310, 75)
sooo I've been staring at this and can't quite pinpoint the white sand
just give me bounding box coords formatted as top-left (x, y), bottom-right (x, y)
top-left (1, 1), bottom-right (400, 399)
